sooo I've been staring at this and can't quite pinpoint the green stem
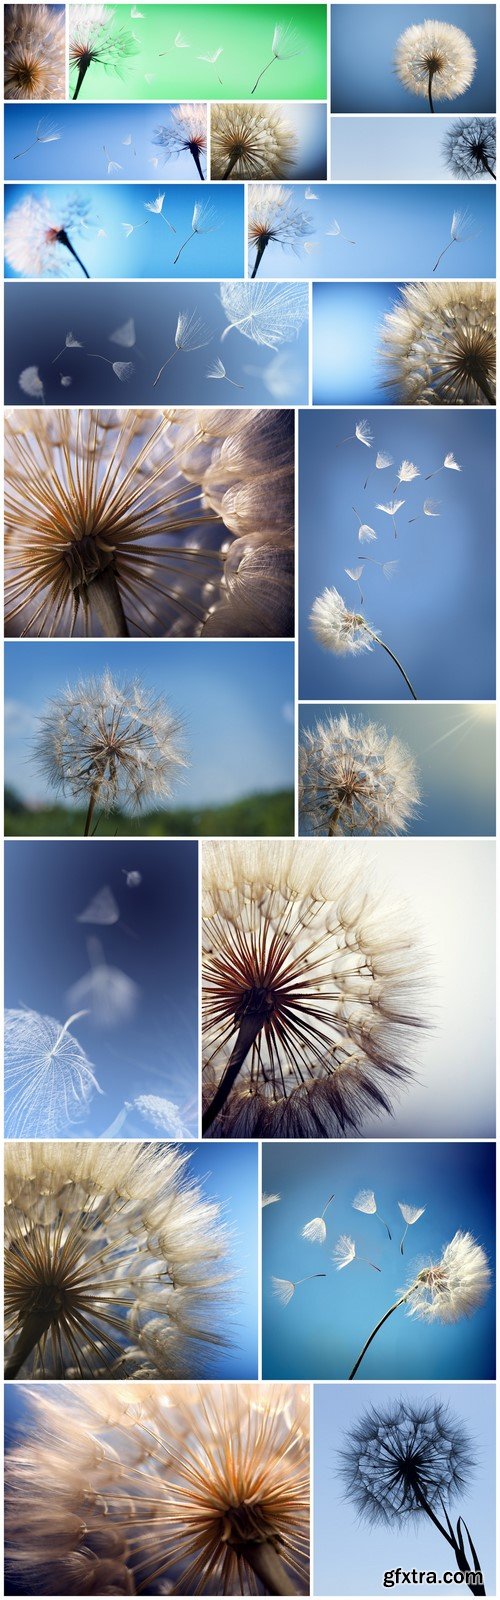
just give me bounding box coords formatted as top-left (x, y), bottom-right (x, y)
top-left (348, 1294), bottom-right (409, 1379)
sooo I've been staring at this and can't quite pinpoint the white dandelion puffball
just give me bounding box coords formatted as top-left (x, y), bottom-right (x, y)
top-left (4, 1007), bottom-right (101, 1138)
top-left (310, 587), bottom-right (376, 655)
top-left (379, 280), bottom-right (496, 406)
top-left (299, 712), bottom-right (420, 837)
top-left (4, 1141), bottom-right (234, 1379)
top-left (394, 20), bottom-right (476, 106)
top-left (302, 1216), bottom-right (327, 1244)
top-left (4, 193), bottom-right (92, 278)
top-left (406, 1231), bottom-right (491, 1324)
top-left (34, 670), bottom-right (187, 816)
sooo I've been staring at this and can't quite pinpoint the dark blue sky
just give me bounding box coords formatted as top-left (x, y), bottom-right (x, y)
top-left (331, 4), bottom-right (496, 112)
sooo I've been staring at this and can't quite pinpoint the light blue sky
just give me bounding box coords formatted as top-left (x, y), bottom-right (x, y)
top-left (314, 1382), bottom-right (496, 1595)
top-left (4, 182), bottom-right (244, 280)
top-left (331, 114), bottom-right (497, 182)
top-left (4, 102), bottom-right (209, 182)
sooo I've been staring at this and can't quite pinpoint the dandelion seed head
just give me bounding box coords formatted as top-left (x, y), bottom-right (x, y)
top-left (69, 3), bottom-right (139, 81)
top-left (5, 193), bottom-right (93, 277)
top-left (33, 669), bottom-right (187, 814)
top-left (353, 1189), bottom-right (377, 1215)
top-left (211, 102), bottom-right (297, 180)
top-left (379, 280), bottom-right (496, 406)
top-left (444, 117), bottom-right (496, 181)
top-left (153, 103), bottom-right (207, 176)
top-left (394, 20), bottom-right (476, 104)
top-left (340, 1397), bottom-right (474, 1526)
top-left (406, 1231), bottom-right (491, 1323)
top-left (299, 713), bottom-right (420, 837)
top-left (248, 184), bottom-right (314, 257)
top-left (4, 3), bottom-right (65, 99)
top-left (310, 587), bottom-right (375, 656)
top-left (4, 1008), bottom-right (101, 1138)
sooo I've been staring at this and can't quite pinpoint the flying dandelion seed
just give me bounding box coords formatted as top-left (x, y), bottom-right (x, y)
top-left (13, 115), bottom-right (61, 160)
top-left (173, 200), bottom-right (219, 265)
top-left (77, 885), bottom-right (119, 924)
top-left (299, 712), bottom-right (420, 838)
top-left (159, 29), bottom-right (190, 56)
top-left (67, 936), bottom-right (140, 1027)
top-left (376, 498), bottom-right (405, 538)
top-left (248, 184), bottom-right (314, 277)
top-left (444, 117), bottom-right (496, 181)
top-left (18, 365), bottom-right (44, 400)
top-left (4, 3), bottom-right (65, 99)
top-left (310, 587), bottom-right (417, 699)
top-left (379, 280), bottom-right (496, 406)
top-left (60, 374), bottom-right (72, 387)
top-left (211, 102), bottom-right (297, 181)
top-left (4, 1007), bottom-right (101, 1139)
top-left (123, 868), bottom-right (141, 886)
top-left (394, 20), bottom-right (476, 113)
top-left (398, 1200), bottom-right (426, 1254)
top-left (198, 45), bottom-right (223, 84)
top-left (332, 1233), bottom-right (381, 1272)
top-left (51, 330), bottom-right (83, 363)
top-left (5, 1382), bottom-right (310, 1595)
top-left (4, 1141), bottom-right (235, 1379)
top-left (122, 218), bottom-right (148, 237)
top-left (122, 133), bottom-right (136, 155)
top-left (364, 450), bottom-right (393, 490)
top-left (69, 3), bottom-right (139, 100)
top-left (336, 418), bottom-right (373, 449)
top-left (202, 838), bottom-right (429, 1139)
top-left (33, 669), bottom-right (187, 835)
top-left (348, 1230), bottom-right (491, 1379)
top-left (326, 217), bottom-right (356, 245)
top-left (352, 505), bottom-right (377, 544)
top-left (272, 1273), bottom-right (326, 1305)
top-left (144, 190), bottom-right (176, 232)
top-left (353, 1187), bottom-right (392, 1240)
top-left (103, 143), bottom-right (122, 174)
top-left (108, 317), bottom-right (136, 347)
top-left (153, 103), bottom-right (207, 181)
top-left (251, 22), bottom-right (304, 95)
top-left (394, 459), bottom-right (420, 491)
top-left (302, 1193), bottom-right (335, 1244)
top-left (432, 209), bottom-right (476, 273)
top-left (409, 498), bottom-right (441, 524)
top-left (339, 1397), bottom-right (485, 1595)
top-left (207, 356), bottom-right (244, 389)
top-left (262, 1192), bottom-right (281, 1207)
top-left (88, 354), bottom-right (135, 382)
top-left (152, 310), bottom-right (213, 386)
top-left (426, 450), bottom-right (461, 479)
top-left (220, 280), bottom-right (308, 349)
top-left (5, 193), bottom-right (93, 278)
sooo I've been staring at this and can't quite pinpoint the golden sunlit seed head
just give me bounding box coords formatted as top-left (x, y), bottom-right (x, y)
top-left (211, 102), bottom-right (298, 180)
top-left (379, 280), bottom-right (496, 406)
top-left (4, 4), bottom-right (65, 99)
top-left (299, 713), bottom-right (420, 837)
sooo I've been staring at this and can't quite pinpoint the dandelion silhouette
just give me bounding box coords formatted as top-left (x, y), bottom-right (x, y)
top-left (69, 3), bottom-right (139, 100)
top-left (153, 103), bottom-right (207, 181)
top-left (4, 1006), bottom-right (101, 1138)
top-left (394, 20), bottom-right (476, 113)
top-left (248, 185), bottom-right (314, 277)
top-left (13, 115), bottom-right (61, 160)
top-left (340, 1397), bottom-right (485, 1595)
top-left (444, 118), bottom-right (496, 182)
top-left (348, 1230), bottom-right (491, 1379)
top-left (220, 280), bottom-right (308, 349)
top-left (251, 22), bottom-right (304, 95)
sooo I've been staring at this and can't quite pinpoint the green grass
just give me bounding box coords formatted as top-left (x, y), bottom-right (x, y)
top-left (4, 790), bottom-right (294, 838)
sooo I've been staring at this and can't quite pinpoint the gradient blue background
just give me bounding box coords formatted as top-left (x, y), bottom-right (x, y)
top-left (4, 102), bottom-right (209, 181)
top-left (4, 839), bottom-right (199, 1138)
top-left (262, 1141), bottom-right (495, 1380)
top-left (331, 5), bottom-right (496, 112)
top-left (252, 182), bottom-right (495, 279)
top-left (314, 1382), bottom-right (496, 1595)
top-left (298, 702), bottom-right (496, 835)
top-left (4, 639), bottom-right (294, 812)
top-left (4, 281), bottom-right (309, 404)
top-left (312, 280), bottom-right (496, 406)
top-left (299, 408), bottom-right (496, 699)
top-left (331, 113), bottom-right (497, 181)
top-left (4, 183), bottom-right (244, 279)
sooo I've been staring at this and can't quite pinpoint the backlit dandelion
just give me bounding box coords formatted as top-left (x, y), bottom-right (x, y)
top-left (5, 1382), bottom-right (310, 1595)
top-left (5, 193), bottom-right (92, 279)
top-left (332, 1234), bottom-right (381, 1272)
top-left (199, 45), bottom-right (223, 84)
top-left (33, 669), bottom-right (187, 834)
top-left (379, 280), bottom-right (496, 406)
top-left (310, 587), bottom-right (417, 699)
top-left (426, 450), bottom-right (461, 479)
top-left (153, 103), bottom-right (207, 181)
top-left (398, 1199), bottom-right (426, 1254)
top-left (364, 451), bottom-right (393, 490)
top-left (4, 1007), bottom-right (101, 1138)
top-left (13, 115), bottom-right (61, 160)
top-left (211, 101), bottom-right (297, 181)
top-left (394, 20), bottom-right (476, 113)
top-left (220, 280), bottom-right (308, 349)
top-left (326, 217), bottom-right (356, 245)
top-left (353, 1188), bottom-right (392, 1241)
top-left (4, 1141), bottom-right (234, 1379)
top-left (153, 309), bottom-right (213, 387)
top-left (339, 1397), bottom-right (484, 1594)
top-left (144, 190), bottom-right (176, 232)
top-left (248, 184), bottom-right (314, 277)
top-left (69, 2), bottom-right (139, 99)
top-left (349, 1230), bottom-right (491, 1378)
top-left (299, 712), bottom-right (420, 837)
top-left (4, 3), bottom-right (65, 99)
top-left (432, 208), bottom-right (475, 273)
top-left (302, 1194), bottom-right (335, 1244)
top-left (444, 117), bottom-right (496, 181)
top-left (273, 1274), bottom-right (326, 1305)
top-left (202, 838), bottom-right (429, 1139)
top-left (336, 418), bottom-right (373, 449)
top-left (251, 22), bottom-right (304, 95)
top-left (173, 199), bottom-right (219, 265)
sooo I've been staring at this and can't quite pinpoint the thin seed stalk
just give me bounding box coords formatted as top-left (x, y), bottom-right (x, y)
top-left (364, 625), bottom-right (418, 700)
top-left (84, 780), bottom-right (102, 838)
top-left (87, 568), bottom-right (130, 637)
top-left (251, 57), bottom-right (275, 95)
top-left (348, 1293), bottom-right (409, 1379)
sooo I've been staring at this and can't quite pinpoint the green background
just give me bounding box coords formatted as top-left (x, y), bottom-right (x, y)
top-left (69, 4), bottom-right (327, 101)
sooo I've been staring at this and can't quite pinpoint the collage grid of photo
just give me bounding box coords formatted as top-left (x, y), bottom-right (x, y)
top-left (2, 3), bottom-right (497, 1597)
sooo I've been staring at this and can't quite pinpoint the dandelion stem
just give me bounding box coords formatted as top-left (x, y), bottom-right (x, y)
top-left (84, 783), bottom-right (102, 839)
top-left (348, 1293), bottom-right (409, 1379)
top-left (251, 57), bottom-right (275, 94)
top-left (222, 149), bottom-right (244, 180)
top-left (482, 159), bottom-right (496, 180)
top-left (73, 52), bottom-right (91, 101)
top-left (173, 231), bottom-right (195, 265)
top-left (364, 626), bottom-right (418, 700)
top-left (427, 66), bottom-right (436, 113)
top-left (88, 568), bottom-right (130, 638)
top-left (251, 237), bottom-right (268, 279)
top-left (432, 240), bottom-right (453, 273)
top-left (59, 230), bottom-right (90, 279)
top-left (400, 1224), bottom-right (408, 1254)
top-left (202, 1009), bottom-right (266, 1133)
top-left (13, 140), bottom-right (37, 159)
top-left (243, 1539), bottom-right (298, 1595)
top-left (5, 1307), bottom-right (54, 1378)
top-left (189, 143), bottom-right (205, 180)
top-left (474, 369), bottom-right (495, 405)
top-left (152, 349), bottom-right (178, 387)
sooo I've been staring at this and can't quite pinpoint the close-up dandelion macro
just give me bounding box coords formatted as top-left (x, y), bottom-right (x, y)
top-left (310, 587), bottom-right (418, 699)
top-left (4, 1141), bottom-right (237, 1380)
top-left (4, 3), bottom-right (65, 99)
top-left (299, 711), bottom-right (420, 836)
top-left (394, 20), bottom-right (476, 112)
top-left (4, 1007), bottom-right (102, 1139)
top-left (349, 1231), bottom-right (491, 1379)
top-left (69, 3), bottom-right (139, 100)
top-left (4, 192), bottom-right (93, 279)
top-left (220, 280), bottom-right (309, 349)
top-left (211, 103), bottom-right (298, 181)
top-left (202, 837), bottom-right (429, 1139)
top-left (444, 116), bottom-right (496, 181)
top-left (5, 1381), bottom-right (310, 1594)
top-left (4, 407), bottom-right (295, 639)
top-left (378, 280), bottom-right (496, 406)
top-left (153, 103), bottom-right (207, 180)
top-left (248, 185), bottom-right (314, 277)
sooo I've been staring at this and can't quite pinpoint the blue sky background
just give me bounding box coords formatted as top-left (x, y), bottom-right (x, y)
top-left (314, 1382), bottom-right (496, 1595)
top-left (252, 182), bottom-right (495, 279)
top-left (299, 407), bottom-right (496, 700)
top-left (4, 639), bottom-right (294, 809)
top-left (331, 113), bottom-right (497, 181)
top-left (4, 183), bottom-right (244, 280)
top-left (4, 103), bottom-right (209, 182)
top-left (331, 5), bottom-right (496, 113)
top-left (4, 281), bottom-right (309, 404)
top-left (298, 702), bottom-right (496, 835)
top-left (4, 839), bottom-right (199, 1138)
top-left (312, 280), bottom-right (496, 406)
top-left (262, 1141), bottom-right (495, 1381)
